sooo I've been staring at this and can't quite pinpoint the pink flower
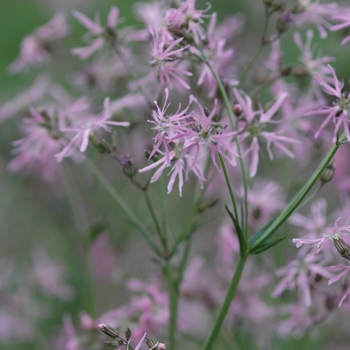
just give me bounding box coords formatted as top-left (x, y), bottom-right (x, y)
top-left (294, 30), bottom-right (335, 101)
top-left (327, 263), bottom-right (350, 306)
top-left (165, 0), bottom-right (211, 43)
top-left (149, 26), bottom-right (192, 89)
top-left (296, 0), bottom-right (338, 39)
top-left (8, 107), bottom-right (63, 182)
top-left (56, 97), bottom-right (129, 162)
top-left (331, 11), bottom-right (350, 44)
top-left (272, 254), bottom-right (333, 307)
top-left (0, 75), bottom-right (50, 123)
top-left (71, 7), bottom-right (119, 59)
top-left (233, 89), bottom-right (298, 177)
top-left (305, 65), bottom-right (350, 142)
top-left (8, 13), bottom-right (69, 73)
top-left (293, 216), bottom-right (350, 256)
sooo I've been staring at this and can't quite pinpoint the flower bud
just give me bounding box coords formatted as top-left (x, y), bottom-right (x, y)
top-left (158, 343), bottom-right (167, 350)
top-left (125, 327), bottom-right (132, 340)
top-left (121, 155), bottom-right (136, 178)
top-left (146, 336), bottom-right (155, 348)
top-left (233, 104), bottom-right (243, 117)
top-left (333, 236), bottom-right (350, 260)
top-left (98, 323), bottom-right (119, 338)
top-left (320, 162), bottom-right (336, 184)
top-left (105, 339), bottom-right (125, 347)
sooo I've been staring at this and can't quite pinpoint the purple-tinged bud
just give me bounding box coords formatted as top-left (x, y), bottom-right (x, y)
top-left (276, 11), bottom-right (292, 33)
top-left (321, 162), bottom-right (336, 184)
top-left (98, 323), bottom-right (119, 338)
top-left (333, 236), bottom-right (350, 260)
top-left (158, 343), bottom-right (167, 350)
top-left (120, 154), bottom-right (136, 178)
top-left (125, 327), bottom-right (132, 340)
top-left (325, 294), bottom-right (338, 311)
top-left (233, 104), bottom-right (243, 117)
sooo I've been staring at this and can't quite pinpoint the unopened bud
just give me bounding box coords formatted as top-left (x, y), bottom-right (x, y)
top-left (325, 294), bottom-right (338, 311)
top-left (333, 236), bottom-right (350, 260)
top-left (121, 155), bottom-right (136, 178)
top-left (280, 65), bottom-right (292, 76)
top-left (233, 104), bottom-right (243, 117)
top-left (98, 323), bottom-right (119, 338)
top-left (158, 343), bottom-right (167, 350)
top-left (79, 312), bottom-right (95, 330)
top-left (125, 327), bottom-right (132, 340)
top-left (276, 12), bottom-right (292, 33)
top-left (105, 339), bottom-right (125, 347)
top-left (292, 66), bottom-right (309, 78)
top-left (321, 162), bottom-right (336, 184)
top-left (146, 336), bottom-right (155, 348)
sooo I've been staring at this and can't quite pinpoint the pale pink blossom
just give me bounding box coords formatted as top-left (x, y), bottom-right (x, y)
top-left (327, 264), bottom-right (350, 306)
top-left (0, 75), bottom-right (50, 123)
top-left (56, 97), bottom-right (129, 162)
top-left (296, 0), bottom-right (338, 38)
top-left (331, 11), bottom-right (350, 44)
top-left (8, 13), bottom-right (69, 73)
top-left (294, 30), bottom-right (335, 101)
top-left (149, 26), bottom-right (192, 89)
top-left (293, 216), bottom-right (350, 256)
top-left (272, 254), bottom-right (333, 307)
top-left (233, 89), bottom-right (298, 177)
top-left (71, 7), bottom-right (119, 59)
top-left (305, 65), bottom-right (350, 142)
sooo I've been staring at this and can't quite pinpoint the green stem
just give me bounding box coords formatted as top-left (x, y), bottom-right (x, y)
top-left (86, 159), bottom-right (162, 256)
top-left (204, 60), bottom-right (249, 238)
top-left (164, 261), bottom-right (178, 350)
top-left (159, 175), bottom-right (168, 240)
top-left (239, 9), bottom-right (270, 85)
top-left (143, 190), bottom-right (167, 250)
top-left (218, 154), bottom-right (239, 221)
top-left (249, 141), bottom-right (342, 248)
top-left (201, 255), bottom-right (248, 350)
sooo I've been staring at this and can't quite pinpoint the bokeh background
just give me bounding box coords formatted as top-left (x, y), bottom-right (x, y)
top-left (1, 0), bottom-right (350, 349)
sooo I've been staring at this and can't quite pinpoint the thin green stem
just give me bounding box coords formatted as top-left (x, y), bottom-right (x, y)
top-left (164, 261), bottom-right (178, 350)
top-left (159, 175), bottom-right (168, 240)
top-left (239, 9), bottom-right (270, 85)
top-left (204, 60), bottom-right (249, 238)
top-left (218, 154), bottom-right (239, 221)
top-left (143, 190), bottom-right (167, 250)
top-left (249, 141), bottom-right (342, 248)
top-left (86, 159), bottom-right (162, 256)
top-left (201, 255), bottom-right (248, 350)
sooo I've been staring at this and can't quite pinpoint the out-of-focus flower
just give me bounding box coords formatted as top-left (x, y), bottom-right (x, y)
top-left (98, 277), bottom-right (168, 339)
top-left (294, 30), bottom-right (335, 101)
top-left (293, 216), bottom-right (350, 256)
top-left (56, 97), bottom-right (130, 162)
top-left (295, 0), bottom-right (338, 38)
top-left (72, 7), bottom-right (119, 59)
top-left (331, 10), bottom-right (350, 44)
top-left (305, 65), bottom-right (350, 143)
top-left (327, 264), bottom-right (350, 306)
top-left (0, 75), bottom-right (50, 123)
top-left (272, 254), bottom-right (333, 307)
top-left (149, 26), bottom-right (192, 89)
top-left (8, 13), bottom-right (69, 73)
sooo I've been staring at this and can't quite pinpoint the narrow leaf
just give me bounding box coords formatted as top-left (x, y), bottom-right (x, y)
top-left (249, 236), bottom-right (286, 254)
top-left (225, 205), bottom-right (246, 252)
